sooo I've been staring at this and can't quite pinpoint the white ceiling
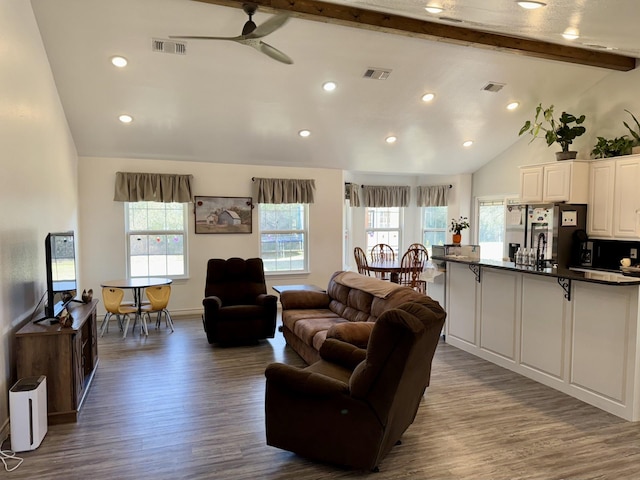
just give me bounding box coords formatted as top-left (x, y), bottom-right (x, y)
top-left (30, 0), bottom-right (638, 175)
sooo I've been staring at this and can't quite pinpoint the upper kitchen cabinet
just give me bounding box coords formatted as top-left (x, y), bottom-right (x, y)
top-left (588, 155), bottom-right (640, 239)
top-left (519, 161), bottom-right (589, 204)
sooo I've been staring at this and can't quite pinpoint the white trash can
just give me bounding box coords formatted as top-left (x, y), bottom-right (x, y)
top-left (9, 376), bottom-right (48, 452)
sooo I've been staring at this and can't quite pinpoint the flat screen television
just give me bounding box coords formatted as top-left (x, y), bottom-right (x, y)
top-left (41, 231), bottom-right (78, 320)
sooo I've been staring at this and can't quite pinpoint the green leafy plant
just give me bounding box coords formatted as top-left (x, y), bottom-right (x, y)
top-left (519, 103), bottom-right (587, 152)
top-left (623, 109), bottom-right (640, 146)
top-left (591, 136), bottom-right (633, 159)
top-left (450, 216), bottom-right (470, 235)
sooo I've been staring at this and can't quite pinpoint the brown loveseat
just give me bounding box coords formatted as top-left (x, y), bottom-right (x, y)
top-left (265, 297), bottom-right (447, 470)
top-left (279, 271), bottom-right (433, 364)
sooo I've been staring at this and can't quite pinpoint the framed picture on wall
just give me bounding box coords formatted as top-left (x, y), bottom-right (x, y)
top-left (194, 196), bottom-right (253, 234)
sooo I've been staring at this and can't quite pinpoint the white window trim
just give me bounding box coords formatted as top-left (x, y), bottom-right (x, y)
top-left (474, 195), bottom-right (518, 260)
top-left (259, 203), bottom-right (310, 275)
top-left (365, 206), bottom-right (403, 253)
top-left (421, 205), bottom-right (448, 251)
top-left (124, 202), bottom-right (189, 280)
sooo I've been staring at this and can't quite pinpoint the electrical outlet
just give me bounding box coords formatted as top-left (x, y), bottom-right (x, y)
top-left (631, 248), bottom-right (638, 259)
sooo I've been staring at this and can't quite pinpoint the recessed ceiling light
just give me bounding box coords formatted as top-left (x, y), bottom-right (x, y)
top-left (421, 92), bottom-right (435, 102)
top-left (322, 81), bottom-right (337, 92)
top-left (425, 5), bottom-right (444, 14)
top-left (463, 140), bottom-right (473, 147)
top-left (516, 1), bottom-right (546, 9)
top-left (385, 136), bottom-right (397, 144)
top-left (111, 56), bottom-right (128, 68)
top-left (507, 102), bottom-right (520, 110)
top-left (298, 129), bottom-right (311, 137)
top-left (562, 28), bottom-right (580, 40)
top-left (118, 114), bottom-right (133, 124)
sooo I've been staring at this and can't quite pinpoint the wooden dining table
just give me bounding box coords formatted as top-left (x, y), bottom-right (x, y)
top-left (366, 259), bottom-right (403, 283)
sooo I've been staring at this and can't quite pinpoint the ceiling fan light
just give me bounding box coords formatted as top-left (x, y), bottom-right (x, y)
top-left (298, 129), bottom-right (311, 137)
top-left (421, 92), bottom-right (435, 102)
top-left (322, 81), bottom-right (337, 92)
top-left (425, 5), bottom-right (444, 14)
top-left (516, 1), bottom-right (546, 9)
top-left (118, 114), bottom-right (133, 124)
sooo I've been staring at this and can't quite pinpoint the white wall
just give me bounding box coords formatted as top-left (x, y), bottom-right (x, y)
top-left (0, 1), bottom-right (79, 436)
top-left (78, 157), bottom-right (344, 316)
top-left (473, 68), bottom-right (640, 198)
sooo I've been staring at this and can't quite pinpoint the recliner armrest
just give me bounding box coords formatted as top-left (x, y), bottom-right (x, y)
top-left (203, 295), bottom-right (222, 310)
top-left (319, 339), bottom-right (367, 370)
top-left (280, 290), bottom-right (331, 310)
top-left (265, 363), bottom-right (349, 397)
top-left (256, 293), bottom-right (277, 308)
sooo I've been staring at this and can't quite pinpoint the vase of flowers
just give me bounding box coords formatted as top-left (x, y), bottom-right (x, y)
top-left (450, 216), bottom-right (470, 244)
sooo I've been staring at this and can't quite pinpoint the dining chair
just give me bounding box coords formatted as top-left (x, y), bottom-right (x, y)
top-left (353, 247), bottom-right (371, 276)
top-left (140, 285), bottom-right (174, 334)
top-left (100, 287), bottom-right (138, 337)
top-left (370, 244), bottom-right (395, 280)
top-left (408, 243), bottom-right (429, 260)
top-left (398, 248), bottom-right (428, 293)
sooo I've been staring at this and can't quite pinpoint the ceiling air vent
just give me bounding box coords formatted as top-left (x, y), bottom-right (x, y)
top-left (482, 82), bottom-right (505, 93)
top-left (363, 68), bottom-right (392, 80)
top-left (152, 38), bottom-right (187, 55)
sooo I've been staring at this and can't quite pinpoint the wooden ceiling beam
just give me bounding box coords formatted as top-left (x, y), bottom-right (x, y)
top-left (193, 0), bottom-right (636, 71)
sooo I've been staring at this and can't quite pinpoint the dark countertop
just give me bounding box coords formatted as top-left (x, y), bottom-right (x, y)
top-left (431, 256), bottom-right (640, 286)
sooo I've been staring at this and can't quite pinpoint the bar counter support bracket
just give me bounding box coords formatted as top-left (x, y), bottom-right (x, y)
top-left (468, 264), bottom-right (481, 283)
top-left (557, 277), bottom-right (571, 301)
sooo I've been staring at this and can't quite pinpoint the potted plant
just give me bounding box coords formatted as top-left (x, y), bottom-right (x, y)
top-left (591, 135), bottom-right (633, 159)
top-left (623, 109), bottom-right (640, 154)
top-left (450, 216), bottom-right (470, 244)
top-left (518, 103), bottom-right (587, 160)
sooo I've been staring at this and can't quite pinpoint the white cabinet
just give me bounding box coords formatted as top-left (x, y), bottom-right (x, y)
top-left (446, 262), bottom-right (478, 345)
top-left (613, 156), bottom-right (640, 238)
top-left (588, 160), bottom-right (616, 237)
top-left (519, 161), bottom-right (589, 203)
top-left (588, 155), bottom-right (640, 239)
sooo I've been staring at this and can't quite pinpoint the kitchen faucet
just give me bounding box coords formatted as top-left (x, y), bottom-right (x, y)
top-left (536, 232), bottom-right (547, 270)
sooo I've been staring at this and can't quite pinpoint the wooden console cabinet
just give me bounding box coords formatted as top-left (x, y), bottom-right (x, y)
top-left (15, 299), bottom-right (99, 424)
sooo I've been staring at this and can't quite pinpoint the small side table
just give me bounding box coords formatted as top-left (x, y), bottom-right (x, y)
top-left (272, 284), bottom-right (325, 294)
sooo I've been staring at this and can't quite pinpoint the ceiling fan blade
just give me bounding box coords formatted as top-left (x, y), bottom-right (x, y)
top-left (257, 40), bottom-right (294, 65)
top-left (246, 13), bottom-right (290, 39)
top-left (168, 34), bottom-right (241, 41)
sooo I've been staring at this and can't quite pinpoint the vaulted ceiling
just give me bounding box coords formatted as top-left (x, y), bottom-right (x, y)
top-left (30, 0), bottom-right (638, 175)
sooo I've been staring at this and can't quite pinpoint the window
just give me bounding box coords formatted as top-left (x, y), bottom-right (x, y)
top-left (365, 207), bottom-right (401, 254)
top-left (422, 206), bottom-right (448, 256)
top-left (125, 202), bottom-right (188, 278)
top-left (259, 203), bottom-right (308, 273)
top-left (478, 199), bottom-right (505, 261)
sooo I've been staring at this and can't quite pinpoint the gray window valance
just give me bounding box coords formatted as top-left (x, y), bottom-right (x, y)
top-left (346, 183), bottom-right (361, 207)
top-left (254, 177), bottom-right (316, 204)
top-left (114, 172), bottom-right (194, 203)
top-left (362, 185), bottom-right (410, 207)
top-left (417, 185), bottom-right (450, 207)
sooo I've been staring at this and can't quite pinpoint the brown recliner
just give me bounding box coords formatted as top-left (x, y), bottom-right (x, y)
top-left (264, 296), bottom-right (446, 471)
top-left (202, 257), bottom-right (277, 344)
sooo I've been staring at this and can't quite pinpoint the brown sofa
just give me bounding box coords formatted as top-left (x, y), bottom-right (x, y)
top-left (265, 297), bottom-right (447, 471)
top-left (279, 271), bottom-right (434, 364)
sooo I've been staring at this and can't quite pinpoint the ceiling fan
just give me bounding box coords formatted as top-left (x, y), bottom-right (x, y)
top-left (170, 3), bottom-right (293, 65)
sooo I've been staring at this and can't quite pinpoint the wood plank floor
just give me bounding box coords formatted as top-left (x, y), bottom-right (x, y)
top-left (3, 315), bottom-right (640, 479)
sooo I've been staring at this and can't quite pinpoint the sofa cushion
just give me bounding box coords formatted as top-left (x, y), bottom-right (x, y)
top-left (326, 322), bottom-right (375, 348)
top-left (294, 317), bottom-right (348, 347)
top-left (282, 309), bottom-right (341, 332)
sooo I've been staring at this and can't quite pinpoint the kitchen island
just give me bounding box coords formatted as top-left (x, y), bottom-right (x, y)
top-left (433, 256), bottom-right (640, 421)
